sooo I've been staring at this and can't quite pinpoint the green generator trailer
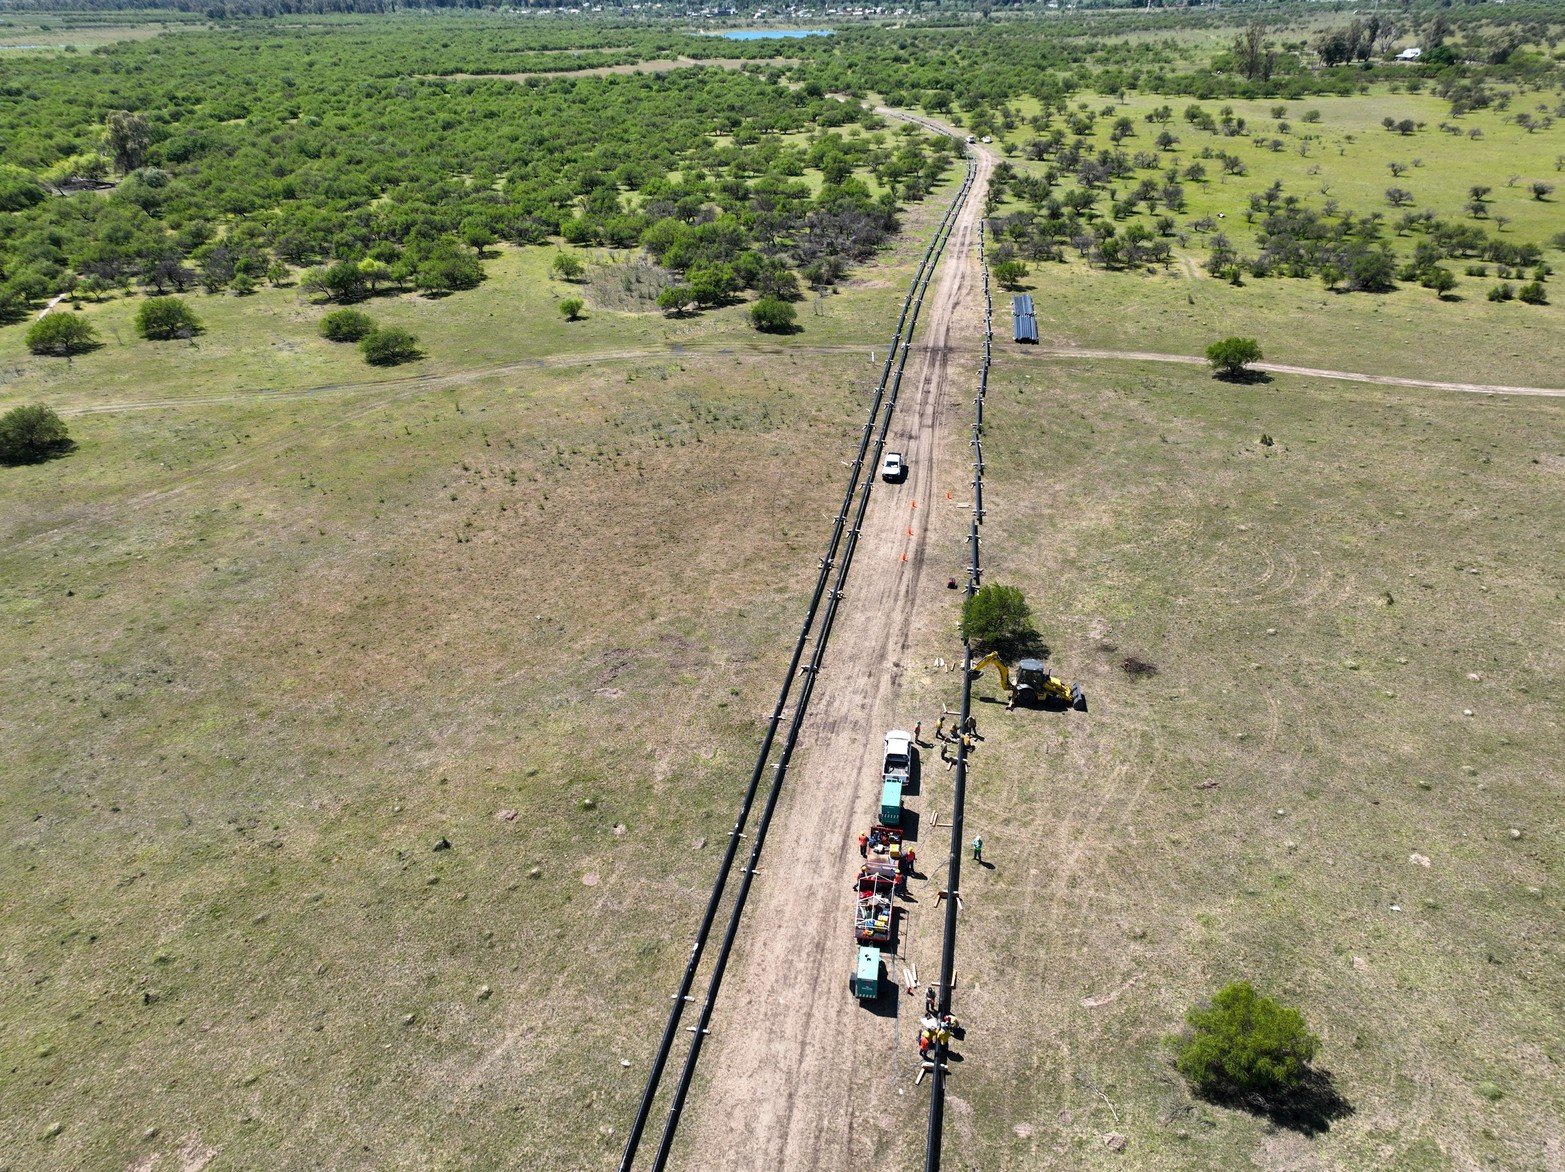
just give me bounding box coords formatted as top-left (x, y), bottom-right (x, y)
top-left (852, 946), bottom-right (883, 1000)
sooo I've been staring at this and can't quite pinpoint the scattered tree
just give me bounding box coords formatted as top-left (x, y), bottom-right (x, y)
top-left (135, 296), bottom-right (202, 341)
top-left (552, 252), bottom-right (585, 281)
top-left (656, 285), bottom-right (695, 316)
top-left (1531, 182), bottom-right (1554, 201)
top-left (1173, 982), bottom-right (1321, 1102)
top-left (960, 583), bottom-right (1038, 654)
top-left (1421, 267), bottom-right (1457, 299)
top-left (559, 297), bottom-right (585, 321)
top-left (26, 313), bottom-right (99, 357)
top-left (992, 259), bottom-right (1028, 289)
top-left (1232, 24), bottom-right (1276, 82)
top-left (1205, 337), bottom-right (1263, 378)
top-left (103, 110), bottom-right (153, 174)
top-left (0, 403), bottom-right (73, 465)
top-left (359, 326), bottom-right (420, 365)
top-left (1518, 281), bottom-right (1548, 305)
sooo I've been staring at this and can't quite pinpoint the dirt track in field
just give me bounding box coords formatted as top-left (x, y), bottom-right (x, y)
top-left (672, 145), bottom-right (993, 1172)
top-left (1027, 347), bottom-right (1565, 397)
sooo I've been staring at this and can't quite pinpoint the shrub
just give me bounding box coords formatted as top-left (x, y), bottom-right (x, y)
top-left (0, 404), bottom-right (73, 465)
top-left (359, 326), bottom-right (420, 366)
top-left (1205, 337), bottom-right (1263, 377)
top-left (749, 296), bottom-right (796, 333)
top-left (319, 308), bottom-right (376, 342)
top-left (26, 313), bottom-right (98, 357)
top-left (993, 259), bottom-right (1029, 289)
top-left (1420, 267), bottom-right (1457, 298)
top-left (559, 297), bottom-right (585, 321)
top-left (1517, 281), bottom-right (1548, 305)
top-left (135, 296), bottom-right (202, 341)
top-left (960, 583), bottom-right (1037, 653)
top-left (1173, 982), bottom-right (1320, 1101)
top-left (1487, 283), bottom-right (1515, 302)
top-left (656, 285), bottom-right (694, 315)
top-left (552, 252), bottom-right (585, 280)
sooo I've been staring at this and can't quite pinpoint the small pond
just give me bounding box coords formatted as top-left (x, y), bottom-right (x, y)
top-left (718, 29), bottom-right (835, 40)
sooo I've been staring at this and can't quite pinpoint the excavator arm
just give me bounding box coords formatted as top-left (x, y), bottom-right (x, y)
top-left (971, 651), bottom-right (1013, 692)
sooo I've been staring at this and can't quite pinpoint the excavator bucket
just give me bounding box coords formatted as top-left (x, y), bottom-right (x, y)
top-left (1070, 682), bottom-right (1087, 712)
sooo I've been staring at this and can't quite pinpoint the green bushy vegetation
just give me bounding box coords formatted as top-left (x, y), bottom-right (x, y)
top-left (318, 307), bottom-right (376, 342)
top-left (1206, 336), bottom-right (1263, 377)
top-left (0, 402), bottom-right (72, 464)
top-left (1173, 982), bottom-right (1322, 1101)
top-left (959, 583), bottom-right (1039, 656)
top-left (134, 294), bottom-right (200, 339)
top-left (0, 23), bottom-right (955, 325)
top-left (359, 325), bottom-right (420, 365)
top-left (25, 311), bottom-right (97, 356)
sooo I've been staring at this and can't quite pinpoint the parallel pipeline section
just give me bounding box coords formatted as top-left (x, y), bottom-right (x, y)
top-left (619, 157), bottom-right (978, 1172)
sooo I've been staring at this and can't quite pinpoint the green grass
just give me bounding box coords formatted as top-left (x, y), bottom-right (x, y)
top-left (892, 354), bottom-right (1564, 1170)
top-left (1024, 261), bottom-right (1565, 388)
top-left (0, 181), bottom-right (963, 1170)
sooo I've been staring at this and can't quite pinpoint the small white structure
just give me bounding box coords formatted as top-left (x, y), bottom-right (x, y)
top-left (1396, 47), bottom-right (1422, 61)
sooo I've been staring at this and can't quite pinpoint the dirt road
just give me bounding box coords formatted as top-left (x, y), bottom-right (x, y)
top-left (1026, 346), bottom-right (1565, 397)
top-left (672, 147), bottom-right (994, 1171)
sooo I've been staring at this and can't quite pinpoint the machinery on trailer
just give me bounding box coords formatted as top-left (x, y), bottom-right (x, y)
top-left (865, 821), bottom-right (905, 860)
top-left (972, 652), bottom-right (1087, 711)
top-left (854, 864), bottom-right (897, 944)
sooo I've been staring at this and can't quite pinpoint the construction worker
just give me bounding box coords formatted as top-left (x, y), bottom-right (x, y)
top-left (857, 831), bottom-right (868, 858)
top-left (934, 716), bottom-right (946, 742)
top-left (925, 986), bottom-right (937, 1016)
top-left (912, 719), bottom-right (923, 744)
top-left (972, 834), bottom-right (984, 864)
top-left (963, 714), bottom-right (979, 738)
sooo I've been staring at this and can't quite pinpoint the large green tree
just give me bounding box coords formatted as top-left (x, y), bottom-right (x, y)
top-left (1173, 982), bottom-right (1320, 1101)
top-left (135, 297), bottom-right (202, 341)
top-left (26, 313), bottom-right (99, 357)
top-left (960, 584), bottom-right (1038, 654)
top-left (0, 404), bottom-right (73, 465)
top-left (1205, 337), bottom-right (1263, 378)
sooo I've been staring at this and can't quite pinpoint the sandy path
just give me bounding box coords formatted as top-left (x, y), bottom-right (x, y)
top-left (53, 343), bottom-right (869, 416)
top-left (1028, 346), bottom-right (1565, 398)
top-left (673, 147), bottom-right (994, 1172)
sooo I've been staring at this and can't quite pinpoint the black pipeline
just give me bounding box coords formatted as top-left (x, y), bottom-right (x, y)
top-left (925, 188), bottom-right (993, 1172)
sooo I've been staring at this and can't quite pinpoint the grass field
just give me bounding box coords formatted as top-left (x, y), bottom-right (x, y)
top-left (1025, 260), bottom-right (1565, 388)
top-left (890, 353), bottom-right (1565, 1169)
top-left (0, 177), bottom-right (964, 1170)
top-left (4, 69), bottom-right (1564, 1171)
top-left (0, 18), bottom-right (186, 50)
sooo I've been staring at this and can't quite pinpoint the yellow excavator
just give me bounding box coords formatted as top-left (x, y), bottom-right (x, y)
top-left (972, 652), bottom-right (1086, 711)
